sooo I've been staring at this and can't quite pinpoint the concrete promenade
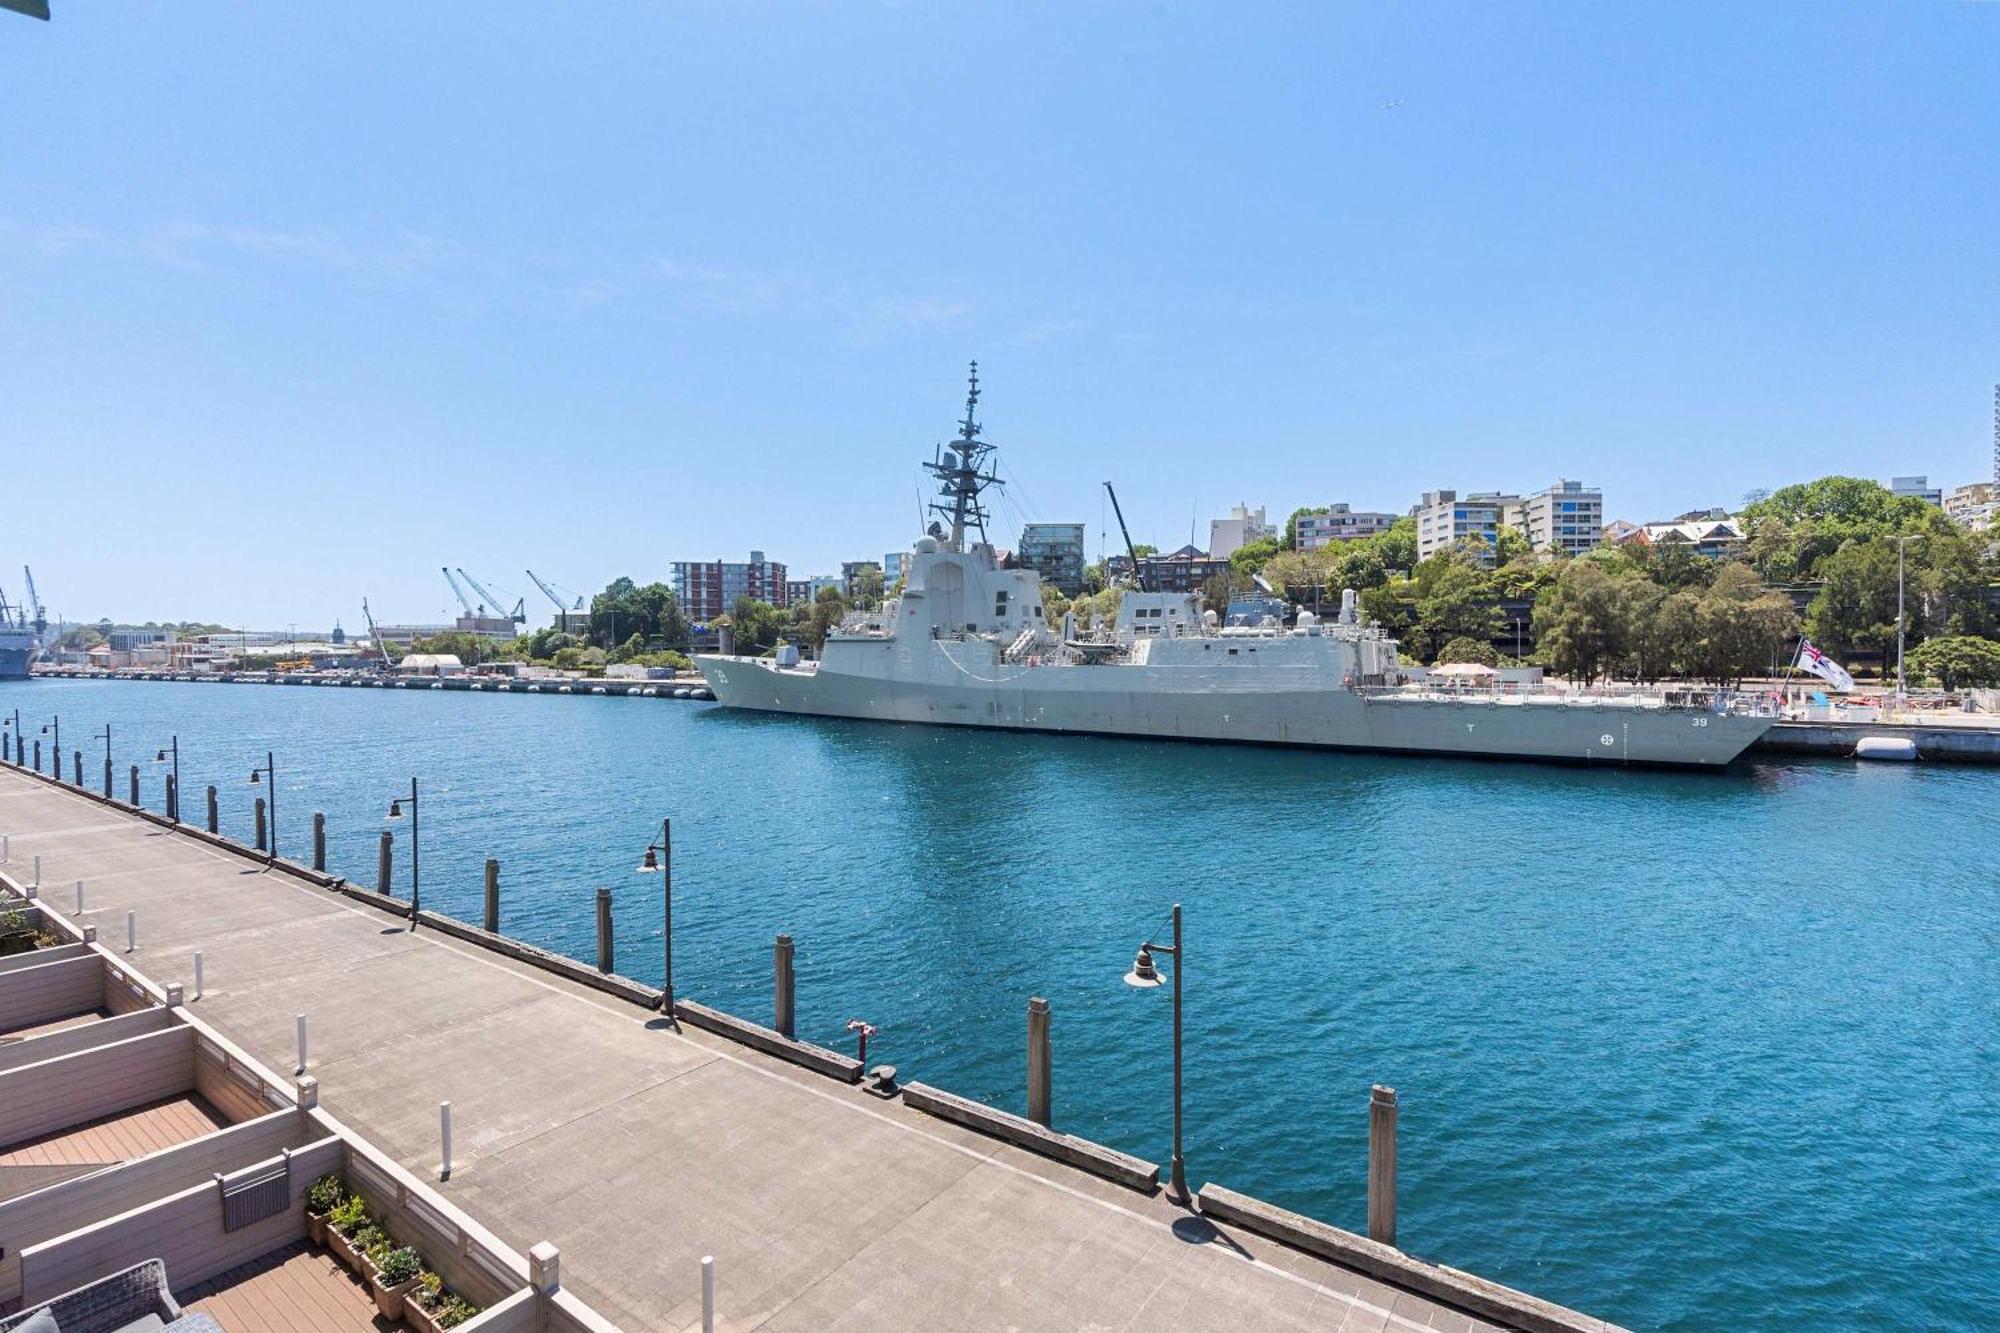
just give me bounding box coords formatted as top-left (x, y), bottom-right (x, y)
top-left (0, 766), bottom-right (1592, 1332)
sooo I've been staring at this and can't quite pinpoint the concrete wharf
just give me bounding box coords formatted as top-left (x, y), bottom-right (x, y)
top-left (0, 763), bottom-right (1623, 1333)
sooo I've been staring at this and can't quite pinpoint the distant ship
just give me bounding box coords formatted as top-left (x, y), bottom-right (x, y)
top-left (0, 567), bottom-right (48, 681)
top-left (699, 369), bottom-right (1777, 767)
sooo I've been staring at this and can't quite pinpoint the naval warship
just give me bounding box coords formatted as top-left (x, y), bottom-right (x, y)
top-left (699, 370), bottom-right (1777, 767)
top-left (0, 568), bottom-right (46, 681)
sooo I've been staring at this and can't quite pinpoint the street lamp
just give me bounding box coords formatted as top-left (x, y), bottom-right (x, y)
top-left (153, 737), bottom-right (180, 821)
top-left (91, 723), bottom-right (113, 797)
top-left (40, 716), bottom-right (58, 778)
top-left (635, 818), bottom-right (673, 1016)
top-left (385, 778), bottom-right (419, 929)
top-left (1895, 533), bottom-right (1926, 705)
top-left (246, 751), bottom-right (276, 860)
top-left (1122, 901), bottom-right (1188, 1203)
top-left (2, 709), bottom-right (18, 765)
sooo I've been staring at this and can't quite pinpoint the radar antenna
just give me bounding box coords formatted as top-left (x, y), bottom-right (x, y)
top-left (922, 361), bottom-right (1001, 549)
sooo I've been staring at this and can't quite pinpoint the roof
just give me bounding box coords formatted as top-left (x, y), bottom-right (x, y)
top-left (397, 653), bottom-right (463, 669)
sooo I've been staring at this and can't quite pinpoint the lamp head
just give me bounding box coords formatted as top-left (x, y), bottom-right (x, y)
top-left (386, 798), bottom-right (404, 821)
top-left (247, 769), bottom-right (260, 785)
top-left (636, 845), bottom-right (661, 874)
top-left (1123, 945), bottom-right (1164, 989)
top-left (155, 749), bottom-right (167, 762)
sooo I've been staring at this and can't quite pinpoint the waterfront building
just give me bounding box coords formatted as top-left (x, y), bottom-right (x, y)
top-left (1944, 481), bottom-right (1996, 531)
top-left (1520, 479), bottom-right (1604, 556)
top-left (841, 560), bottom-right (884, 601)
top-left (1640, 517), bottom-right (1746, 558)
top-left (1208, 503), bottom-right (1275, 560)
top-left (1295, 504), bottom-right (1397, 550)
top-left (1890, 474), bottom-right (1942, 506)
top-left (1414, 489), bottom-right (1522, 565)
top-left (1115, 544), bottom-right (1230, 593)
top-left (884, 550), bottom-right (907, 588)
top-left (1601, 518), bottom-right (1644, 546)
top-left (673, 550), bottom-right (789, 619)
top-left (1017, 522), bottom-right (1087, 595)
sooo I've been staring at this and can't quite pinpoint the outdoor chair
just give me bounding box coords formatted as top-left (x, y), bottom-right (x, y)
top-left (0, 1258), bottom-right (218, 1333)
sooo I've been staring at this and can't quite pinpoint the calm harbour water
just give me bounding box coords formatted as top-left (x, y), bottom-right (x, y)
top-left (1, 677), bottom-right (1993, 1331)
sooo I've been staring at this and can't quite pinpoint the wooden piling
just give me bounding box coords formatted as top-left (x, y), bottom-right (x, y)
top-left (774, 934), bottom-right (795, 1039)
top-left (166, 774), bottom-right (177, 822)
top-left (312, 813), bottom-right (326, 872)
top-left (1027, 997), bottom-right (1052, 1128)
top-left (1367, 1084), bottom-right (1397, 1247)
top-left (377, 831), bottom-right (393, 895)
top-left (129, 764), bottom-right (139, 805)
top-left (484, 859), bottom-right (500, 933)
top-left (595, 887), bottom-right (613, 974)
top-left (206, 785), bottom-right (219, 834)
top-left (254, 797), bottom-right (268, 852)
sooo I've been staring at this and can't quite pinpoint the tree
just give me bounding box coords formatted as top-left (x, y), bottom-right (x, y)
top-left (1691, 563), bottom-right (1796, 685)
top-left (1492, 525), bottom-right (1533, 566)
top-left (1437, 636), bottom-right (1498, 666)
top-left (1374, 517), bottom-right (1419, 574)
top-left (1199, 573), bottom-right (1235, 616)
top-left (1407, 553), bottom-right (1502, 665)
top-left (1905, 636), bottom-right (2000, 690)
top-left (1259, 550), bottom-right (1326, 601)
top-left (1805, 541), bottom-right (1903, 661)
top-left (1228, 536), bottom-right (1283, 578)
top-left (851, 565), bottom-right (885, 610)
top-left (409, 630), bottom-right (494, 664)
top-left (1326, 543), bottom-right (1389, 594)
top-left (723, 598), bottom-right (784, 655)
top-left (1532, 560), bottom-right (1630, 682)
top-left (1740, 476), bottom-right (1943, 581)
top-left (587, 578), bottom-right (689, 649)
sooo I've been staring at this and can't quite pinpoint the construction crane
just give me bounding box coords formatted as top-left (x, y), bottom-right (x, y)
top-left (21, 565), bottom-right (46, 633)
top-left (360, 598), bottom-right (397, 667)
top-left (442, 567), bottom-right (477, 617)
top-left (456, 569), bottom-right (526, 625)
top-left (525, 569), bottom-right (586, 613)
top-left (1102, 482), bottom-right (1149, 592)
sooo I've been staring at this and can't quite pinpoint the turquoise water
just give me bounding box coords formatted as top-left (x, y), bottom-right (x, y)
top-left (1, 678), bottom-right (1993, 1330)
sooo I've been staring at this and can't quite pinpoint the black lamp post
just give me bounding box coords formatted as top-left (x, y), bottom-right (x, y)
top-left (386, 778), bottom-right (419, 929)
top-left (153, 737), bottom-right (180, 821)
top-left (40, 715), bottom-right (58, 778)
top-left (635, 818), bottom-right (673, 1014)
top-left (246, 750), bottom-right (276, 860)
top-left (1123, 902), bottom-right (1188, 1203)
top-left (92, 723), bottom-right (112, 797)
top-left (2, 709), bottom-right (17, 765)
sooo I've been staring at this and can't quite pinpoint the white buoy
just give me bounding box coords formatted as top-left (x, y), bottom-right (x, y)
top-left (1855, 736), bottom-right (1918, 762)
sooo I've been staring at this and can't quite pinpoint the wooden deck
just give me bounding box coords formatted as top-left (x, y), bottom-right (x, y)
top-left (0, 1007), bottom-right (110, 1041)
top-left (179, 1242), bottom-right (401, 1332)
top-left (0, 1093), bottom-right (227, 1167)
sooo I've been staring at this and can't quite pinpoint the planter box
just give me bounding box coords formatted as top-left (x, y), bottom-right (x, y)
top-left (326, 1228), bottom-right (363, 1272)
top-left (368, 1257), bottom-right (421, 1321)
top-left (405, 1294), bottom-right (454, 1333)
top-left (0, 932), bottom-right (35, 957)
top-left (307, 1212), bottom-right (329, 1247)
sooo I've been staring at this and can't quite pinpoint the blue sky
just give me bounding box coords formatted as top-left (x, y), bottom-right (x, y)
top-left (3, 3), bottom-right (1995, 629)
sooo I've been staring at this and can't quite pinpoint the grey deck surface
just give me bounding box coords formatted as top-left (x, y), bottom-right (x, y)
top-left (0, 768), bottom-right (1514, 1333)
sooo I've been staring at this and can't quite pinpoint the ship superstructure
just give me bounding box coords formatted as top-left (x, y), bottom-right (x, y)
top-left (0, 567), bottom-right (47, 681)
top-left (699, 371), bottom-right (1776, 767)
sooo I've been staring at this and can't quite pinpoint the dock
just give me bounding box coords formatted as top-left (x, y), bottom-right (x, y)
top-left (0, 762), bottom-right (1625, 1332)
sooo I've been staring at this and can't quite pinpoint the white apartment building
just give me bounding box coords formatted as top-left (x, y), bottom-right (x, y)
top-left (1520, 479), bottom-right (1604, 556)
top-left (1944, 482), bottom-right (1996, 532)
top-left (1208, 503), bottom-right (1276, 560)
top-left (1295, 504), bottom-right (1397, 550)
top-left (1414, 490), bottom-right (1522, 566)
top-left (1890, 475), bottom-right (1943, 506)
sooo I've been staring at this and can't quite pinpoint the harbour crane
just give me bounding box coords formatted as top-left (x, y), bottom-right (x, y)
top-left (22, 565), bottom-right (46, 632)
top-left (525, 569), bottom-right (586, 613)
top-left (1102, 482), bottom-right (1150, 592)
top-left (360, 597), bottom-right (397, 667)
top-left (455, 569), bottom-right (526, 625)
top-left (442, 567), bottom-right (478, 617)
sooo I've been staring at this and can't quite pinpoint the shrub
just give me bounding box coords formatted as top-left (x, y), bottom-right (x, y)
top-left (376, 1246), bottom-right (422, 1286)
top-left (305, 1174), bottom-right (344, 1217)
top-left (329, 1195), bottom-right (369, 1237)
top-left (353, 1224), bottom-right (388, 1262)
top-left (413, 1272), bottom-right (444, 1308)
top-left (435, 1295), bottom-right (481, 1328)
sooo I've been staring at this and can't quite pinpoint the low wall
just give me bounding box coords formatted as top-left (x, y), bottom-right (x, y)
top-left (0, 943), bottom-right (89, 978)
top-left (461, 1288), bottom-right (540, 1332)
top-left (17, 1134), bottom-right (341, 1305)
top-left (1753, 720), bottom-right (2000, 762)
top-left (0, 1027), bottom-right (196, 1147)
top-left (0, 955), bottom-right (104, 1035)
top-left (0, 1110), bottom-right (307, 1306)
top-left (0, 1007), bottom-right (175, 1076)
top-left (674, 1000), bottom-right (863, 1083)
top-left (1196, 1184), bottom-right (1624, 1333)
top-left (900, 1082), bottom-right (1159, 1192)
top-left (338, 1126), bottom-right (529, 1310)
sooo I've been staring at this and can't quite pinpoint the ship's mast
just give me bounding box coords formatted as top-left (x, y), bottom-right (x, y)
top-left (923, 361), bottom-right (1001, 550)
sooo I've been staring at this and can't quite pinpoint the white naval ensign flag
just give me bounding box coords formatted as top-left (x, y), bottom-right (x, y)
top-left (1794, 638), bottom-right (1855, 692)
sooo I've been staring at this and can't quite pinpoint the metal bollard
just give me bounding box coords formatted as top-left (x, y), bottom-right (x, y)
top-left (296, 1014), bottom-right (308, 1072)
top-left (595, 887), bottom-right (613, 974)
top-left (206, 785), bottom-right (219, 834)
top-left (378, 831), bottom-right (393, 895)
top-left (126, 909), bottom-right (136, 953)
top-left (774, 934), bottom-right (795, 1039)
top-left (254, 797), bottom-right (268, 852)
top-left (1027, 997), bottom-right (1052, 1127)
top-left (76, 878), bottom-right (85, 915)
top-left (484, 859), bottom-right (500, 933)
top-left (31, 852), bottom-right (39, 888)
top-left (701, 1255), bottom-right (716, 1333)
top-left (72, 750), bottom-right (81, 784)
top-left (1368, 1084), bottom-right (1398, 1247)
top-left (0, 833), bottom-right (7, 863)
top-left (194, 951), bottom-right (204, 1000)
top-left (129, 764), bottom-right (139, 805)
top-left (313, 813), bottom-right (326, 872)
top-left (439, 1101), bottom-right (453, 1180)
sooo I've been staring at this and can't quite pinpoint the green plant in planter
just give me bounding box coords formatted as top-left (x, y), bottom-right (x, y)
top-left (305, 1174), bottom-right (344, 1217)
top-left (377, 1247), bottom-right (422, 1286)
top-left (0, 909), bottom-right (26, 933)
top-left (329, 1195), bottom-right (369, 1237)
top-left (435, 1294), bottom-right (481, 1328)
top-left (413, 1271), bottom-right (444, 1309)
top-left (354, 1224), bottom-right (389, 1263)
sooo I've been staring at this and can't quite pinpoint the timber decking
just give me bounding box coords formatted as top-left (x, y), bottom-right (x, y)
top-left (178, 1241), bottom-right (398, 1332)
top-left (0, 1008), bottom-right (110, 1041)
top-left (0, 1094), bottom-right (227, 1168)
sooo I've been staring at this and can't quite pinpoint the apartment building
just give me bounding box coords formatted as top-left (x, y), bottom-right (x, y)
top-left (672, 550), bottom-right (789, 620)
top-left (1017, 523), bottom-right (1087, 595)
top-left (1520, 480), bottom-right (1604, 556)
top-left (1294, 504), bottom-right (1397, 551)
